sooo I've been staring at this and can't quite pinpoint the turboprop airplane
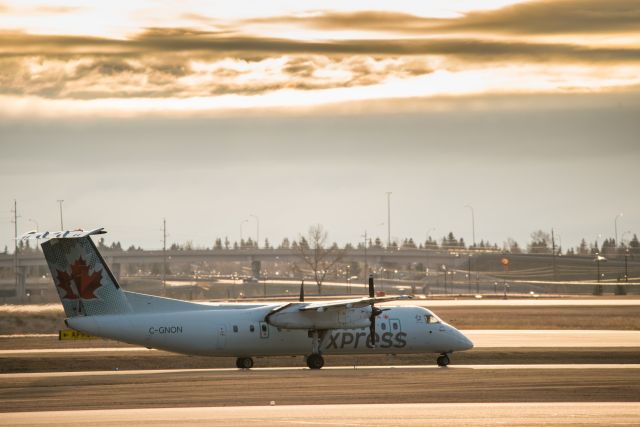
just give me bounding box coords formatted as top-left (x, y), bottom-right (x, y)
top-left (20, 228), bottom-right (473, 369)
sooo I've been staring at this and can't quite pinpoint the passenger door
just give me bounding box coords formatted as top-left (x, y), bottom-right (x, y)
top-left (389, 318), bottom-right (401, 333)
top-left (259, 321), bottom-right (269, 339)
top-left (216, 325), bottom-right (226, 350)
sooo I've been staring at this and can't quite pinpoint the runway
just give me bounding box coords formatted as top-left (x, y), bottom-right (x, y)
top-left (2, 364), bottom-right (638, 413)
top-left (2, 302), bottom-right (639, 425)
top-left (4, 402), bottom-right (640, 426)
top-left (3, 364), bottom-right (640, 379)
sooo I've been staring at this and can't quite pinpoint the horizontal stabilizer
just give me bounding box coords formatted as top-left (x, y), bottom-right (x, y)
top-left (19, 228), bottom-right (106, 242)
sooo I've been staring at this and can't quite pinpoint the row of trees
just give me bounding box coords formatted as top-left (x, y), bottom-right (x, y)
top-left (3, 230), bottom-right (639, 258)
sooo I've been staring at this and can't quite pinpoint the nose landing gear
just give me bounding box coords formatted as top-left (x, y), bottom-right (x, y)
top-left (236, 357), bottom-right (254, 369)
top-left (436, 353), bottom-right (450, 367)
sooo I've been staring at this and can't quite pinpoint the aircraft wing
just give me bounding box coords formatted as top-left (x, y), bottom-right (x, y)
top-left (298, 295), bottom-right (412, 312)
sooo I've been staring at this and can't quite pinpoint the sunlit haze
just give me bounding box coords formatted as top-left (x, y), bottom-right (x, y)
top-left (1, 0), bottom-right (639, 250)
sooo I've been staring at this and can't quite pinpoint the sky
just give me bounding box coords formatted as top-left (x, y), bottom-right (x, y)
top-left (1, 0), bottom-right (639, 251)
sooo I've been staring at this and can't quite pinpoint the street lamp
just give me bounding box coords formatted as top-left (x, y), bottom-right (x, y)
top-left (624, 249), bottom-right (629, 283)
top-left (464, 205), bottom-right (476, 248)
top-left (240, 219), bottom-right (249, 247)
top-left (594, 254), bottom-right (607, 283)
top-left (28, 219), bottom-right (39, 252)
top-left (386, 192), bottom-right (392, 249)
top-left (57, 200), bottom-right (64, 230)
top-left (250, 214), bottom-right (260, 248)
top-left (441, 264), bottom-right (447, 295)
top-left (615, 213), bottom-right (623, 249)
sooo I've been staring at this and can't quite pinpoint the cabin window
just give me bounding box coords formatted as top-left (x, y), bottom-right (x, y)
top-left (250, 324), bottom-right (255, 332)
top-left (425, 314), bottom-right (441, 324)
top-left (381, 323), bottom-right (386, 330)
top-left (392, 322), bottom-right (399, 330)
top-left (261, 324), bottom-right (267, 333)
top-left (233, 325), bottom-right (238, 333)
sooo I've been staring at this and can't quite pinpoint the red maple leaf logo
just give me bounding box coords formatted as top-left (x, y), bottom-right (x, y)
top-left (56, 257), bottom-right (102, 300)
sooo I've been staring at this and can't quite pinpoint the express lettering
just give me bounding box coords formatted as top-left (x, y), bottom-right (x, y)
top-left (326, 331), bottom-right (407, 349)
top-left (148, 326), bottom-right (183, 335)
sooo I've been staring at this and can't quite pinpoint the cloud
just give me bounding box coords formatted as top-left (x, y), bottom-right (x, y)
top-left (0, 3), bottom-right (82, 14)
top-left (0, 53), bottom-right (434, 99)
top-left (2, 29), bottom-right (640, 63)
top-left (1, 0), bottom-right (639, 103)
top-left (249, 0), bottom-right (640, 35)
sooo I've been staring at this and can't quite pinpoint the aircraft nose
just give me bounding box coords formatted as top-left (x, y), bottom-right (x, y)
top-left (458, 332), bottom-right (474, 351)
top-left (450, 328), bottom-right (474, 351)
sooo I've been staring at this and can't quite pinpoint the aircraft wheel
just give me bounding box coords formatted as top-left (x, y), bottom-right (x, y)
top-left (236, 357), bottom-right (254, 369)
top-left (436, 354), bottom-right (450, 367)
top-left (306, 353), bottom-right (324, 370)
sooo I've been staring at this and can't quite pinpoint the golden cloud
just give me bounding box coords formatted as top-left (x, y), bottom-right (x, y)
top-left (248, 0), bottom-right (640, 35)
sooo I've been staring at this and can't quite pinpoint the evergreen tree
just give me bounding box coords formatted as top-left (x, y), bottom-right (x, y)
top-left (629, 234), bottom-right (639, 255)
top-left (577, 238), bottom-right (589, 256)
top-left (280, 238), bottom-right (290, 249)
top-left (528, 230), bottom-right (551, 254)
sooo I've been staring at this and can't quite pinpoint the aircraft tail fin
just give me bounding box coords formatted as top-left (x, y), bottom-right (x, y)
top-left (22, 228), bottom-right (132, 317)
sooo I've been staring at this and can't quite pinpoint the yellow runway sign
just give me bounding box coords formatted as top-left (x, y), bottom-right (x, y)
top-left (58, 329), bottom-right (96, 340)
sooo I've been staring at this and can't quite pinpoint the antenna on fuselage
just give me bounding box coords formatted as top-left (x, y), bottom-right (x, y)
top-left (299, 279), bottom-right (305, 302)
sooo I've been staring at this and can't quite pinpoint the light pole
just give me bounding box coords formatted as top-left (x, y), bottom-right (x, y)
top-left (250, 214), bottom-right (260, 248)
top-left (464, 205), bottom-right (476, 248)
top-left (624, 249), bottom-right (629, 283)
top-left (57, 200), bottom-right (64, 229)
top-left (442, 264), bottom-right (447, 295)
top-left (28, 219), bottom-right (39, 252)
top-left (615, 213), bottom-right (623, 250)
top-left (362, 230), bottom-right (369, 285)
top-left (595, 254), bottom-right (606, 282)
top-left (386, 192), bottom-right (392, 249)
top-left (467, 254), bottom-right (472, 294)
top-left (240, 219), bottom-right (248, 247)
top-left (162, 218), bottom-right (167, 296)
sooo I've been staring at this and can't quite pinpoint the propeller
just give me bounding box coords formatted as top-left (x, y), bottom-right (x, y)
top-left (368, 274), bottom-right (383, 347)
top-left (299, 279), bottom-right (305, 302)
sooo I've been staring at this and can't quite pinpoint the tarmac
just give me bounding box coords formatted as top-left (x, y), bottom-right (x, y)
top-left (4, 402), bottom-right (640, 426)
top-left (1, 300), bottom-right (639, 425)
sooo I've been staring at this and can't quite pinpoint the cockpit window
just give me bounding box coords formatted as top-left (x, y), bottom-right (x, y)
top-left (425, 314), bottom-right (441, 324)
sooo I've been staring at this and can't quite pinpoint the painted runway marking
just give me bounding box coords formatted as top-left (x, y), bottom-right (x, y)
top-left (3, 364), bottom-right (640, 379)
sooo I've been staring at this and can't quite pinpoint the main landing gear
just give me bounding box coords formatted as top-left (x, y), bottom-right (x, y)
top-left (306, 353), bottom-right (325, 369)
top-left (306, 329), bottom-right (325, 369)
top-left (236, 357), bottom-right (254, 369)
top-left (436, 353), bottom-right (450, 367)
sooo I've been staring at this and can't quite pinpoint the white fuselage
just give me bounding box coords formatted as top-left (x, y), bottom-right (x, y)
top-left (66, 304), bottom-right (473, 357)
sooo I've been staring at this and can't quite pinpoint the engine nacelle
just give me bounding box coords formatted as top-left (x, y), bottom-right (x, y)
top-left (267, 305), bottom-right (371, 330)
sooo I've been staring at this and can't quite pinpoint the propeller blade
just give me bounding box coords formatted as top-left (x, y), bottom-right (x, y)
top-left (368, 274), bottom-right (379, 346)
top-left (369, 317), bottom-right (376, 346)
top-left (299, 279), bottom-right (305, 302)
